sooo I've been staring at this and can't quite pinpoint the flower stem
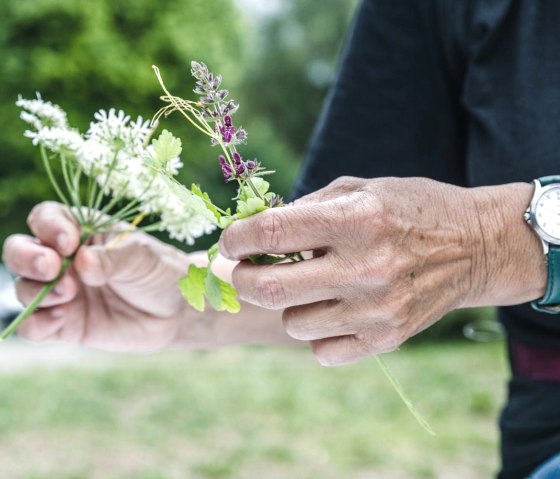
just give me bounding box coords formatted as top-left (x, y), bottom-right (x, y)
top-left (0, 233), bottom-right (90, 341)
top-left (40, 147), bottom-right (71, 208)
top-left (374, 355), bottom-right (435, 435)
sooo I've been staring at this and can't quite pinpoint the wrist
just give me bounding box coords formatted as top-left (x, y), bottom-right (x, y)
top-left (466, 182), bottom-right (547, 307)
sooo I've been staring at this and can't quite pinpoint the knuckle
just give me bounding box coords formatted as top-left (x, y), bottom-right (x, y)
top-left (255, 212), bottom-right (285, 253)
top-left (254, 271), bottom-right (287, 309)
top-left (27, 201), bottom-right (56, 229)
top-left (329, 175), bottom-right (362, 191)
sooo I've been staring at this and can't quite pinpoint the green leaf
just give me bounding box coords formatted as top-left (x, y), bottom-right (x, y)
top-left (191, 183), bottom-right (222, 223)
top-left (152, 129), bottom-right (182, 164)
top-left (252, 177), bottom-right (270, 196)
top-left (204, 269), bottom-right (241, 313)
top-left (238, 178), bottom-right (270, 201)
top-left (178, 263), bottom-right (240, 314)
top-left (236, 197), bottom-right (267, 219)
top-left (178, 264), bottom-right (207, 312)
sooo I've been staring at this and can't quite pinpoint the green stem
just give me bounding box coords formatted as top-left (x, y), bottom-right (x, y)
top-left (40, 147), bottom-right (71, 208)
top-left (93, 155), bottom-right (119, 213)
top-left (244, 177), bottom-right (263, 200)
top-left (60, 154), bottom-right (86, 225)
top-left (0, 233), bottom-right (90, 341)
top-left (374, 355), bottom-right (435, 435)
top-left (85, 173), bottom-right (98, 224)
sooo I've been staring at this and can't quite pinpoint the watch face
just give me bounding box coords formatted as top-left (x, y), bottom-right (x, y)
top-left (535, 185), bottom-right (560, 240)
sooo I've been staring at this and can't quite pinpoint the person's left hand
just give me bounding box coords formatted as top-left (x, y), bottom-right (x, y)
top-left (219, 176), bottom-right (545, 366)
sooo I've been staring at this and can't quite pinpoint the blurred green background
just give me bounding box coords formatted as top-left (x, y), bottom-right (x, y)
top-left (0, 0), bottom-right (357, 250)
top-left (0, 0), bottom-right (506, 477)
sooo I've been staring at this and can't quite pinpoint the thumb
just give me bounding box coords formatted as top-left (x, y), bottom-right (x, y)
top-left (73, 239), bottom-right (161, 287)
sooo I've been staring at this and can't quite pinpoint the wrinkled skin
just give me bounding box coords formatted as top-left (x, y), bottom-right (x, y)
top-left (220, 176), bottom-right (545, 366)
top-left (1, 176), bottom-right (545, 366)
top-left (2, 201), bottom-right (193, 351)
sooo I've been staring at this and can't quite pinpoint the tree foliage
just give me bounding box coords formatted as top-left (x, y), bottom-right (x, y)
top-left (0, 0), bottom-right (358, 249)
top-left (0, 0), bottom-right (243, 246)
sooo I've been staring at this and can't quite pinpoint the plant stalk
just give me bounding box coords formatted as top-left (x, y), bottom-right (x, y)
top-left (0, 233), bottom-right (90, 341)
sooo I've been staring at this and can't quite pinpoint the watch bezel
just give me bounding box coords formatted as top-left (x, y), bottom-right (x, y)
top-left (526, 180), bottom-right (560, 247)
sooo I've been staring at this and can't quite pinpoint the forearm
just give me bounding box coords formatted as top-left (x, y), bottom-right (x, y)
top-left (467, 182), bottom-right (547, 307)
top-left (172, 251), bottom-right (299, 349)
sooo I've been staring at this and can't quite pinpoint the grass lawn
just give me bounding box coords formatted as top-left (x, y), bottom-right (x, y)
top-left (0, 339), bottom-right (508, 479)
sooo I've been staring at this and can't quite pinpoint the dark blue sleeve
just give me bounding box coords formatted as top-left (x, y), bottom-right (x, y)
top-left (291, 0), bottom-right (466, 199)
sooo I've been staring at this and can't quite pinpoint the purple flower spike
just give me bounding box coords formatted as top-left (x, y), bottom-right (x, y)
top-left (246, 160), bottom-right (257, 170)
top-left (236, 162), bottom-right (246, 175)
top-left (218, 155), bottom-right (235, 182)
top-left (222, 130), bottom-right (233, 143)
top-left (220, 116), bottom-right (236, 143)
top-left (232, 152), bottom-right (244, 174)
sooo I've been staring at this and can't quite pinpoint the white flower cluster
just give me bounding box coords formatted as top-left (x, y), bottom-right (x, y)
top-left (17, 94), bottom-right (216, 245)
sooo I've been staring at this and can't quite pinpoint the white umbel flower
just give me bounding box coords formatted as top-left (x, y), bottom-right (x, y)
top-left (16, 93), bottom-right (68, 130)
top-left (17, 95), bottom-right (217, 245)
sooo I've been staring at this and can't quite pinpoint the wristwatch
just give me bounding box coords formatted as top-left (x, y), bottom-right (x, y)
top-left (524, 176), bottom-right (560, 313)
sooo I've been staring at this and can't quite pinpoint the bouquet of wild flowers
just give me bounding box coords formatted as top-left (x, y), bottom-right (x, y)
top-left (4, 89), bottom-right (229, 339)
top-left (7, 62), bottom-right (433, 435)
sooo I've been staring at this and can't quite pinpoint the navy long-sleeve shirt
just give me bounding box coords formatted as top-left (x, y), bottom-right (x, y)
top-left (292, 1), bottom-right (560, 477)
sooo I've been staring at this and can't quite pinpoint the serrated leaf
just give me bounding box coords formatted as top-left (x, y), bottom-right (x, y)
top-left (236, 197), bottom-right (267, 219)
top-left (178, 264), bottom-right (207, 312)
top-left (204, 269), bottom-right (241, 313)
top-left (238, 178), bottom-right (270, 201)
top-left (152, 129), bottom-right (182, 164)
top-left (178, 263), bottom-right (240, 314)
top-left (191, 183), bottom-right (222, 222)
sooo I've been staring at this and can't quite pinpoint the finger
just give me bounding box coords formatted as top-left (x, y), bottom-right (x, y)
top-left (15, 274), bottom-right (77, 308)
top-left (73, 246), bottom-right (106, 287)
top-left (282, 300), bottom-right (358, 340)
top-left (27, 201), bottom-right (81, 256)
top-left (231, 257), bottom-right (336, 310)
top-left (17, 307), bottom-right (66, 343)
top-left (219, 202), bottom-right (342, 260)
top-left (310, 335), bottom-right (372, 367)
top-left (2, 234), bottom-right (62, 281)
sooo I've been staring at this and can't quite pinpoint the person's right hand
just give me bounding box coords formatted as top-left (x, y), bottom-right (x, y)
top-left (1, 201), bottom-right (198, 352)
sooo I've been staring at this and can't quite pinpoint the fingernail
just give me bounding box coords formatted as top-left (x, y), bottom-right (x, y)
top-left (34, 256), bottom-right (47, 276)
top-left (57, 233), bottom-right (69, 253)
top-left (50, 308), bottom-right (64, 318)
top-left (218, 236), bottom-right (233, 260)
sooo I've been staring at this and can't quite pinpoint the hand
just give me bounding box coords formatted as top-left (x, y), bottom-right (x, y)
top-left (220, 176), bottom-right (546, 366)
top-left (2, 201), bottom-right (195, 352)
